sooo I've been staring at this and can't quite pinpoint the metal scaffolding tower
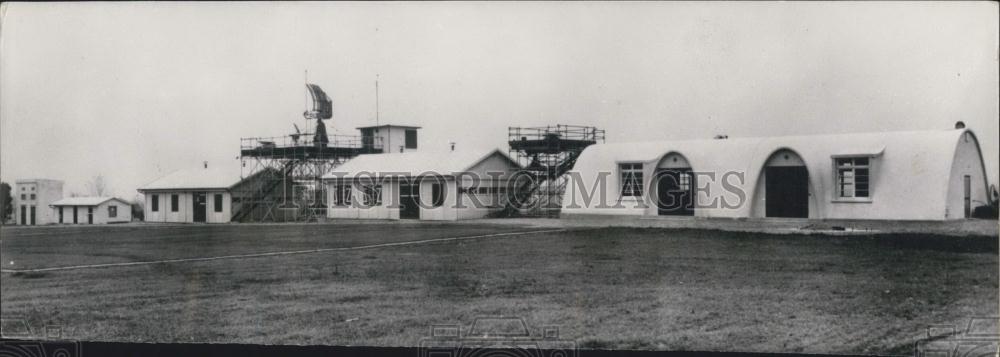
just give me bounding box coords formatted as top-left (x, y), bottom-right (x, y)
top-left (234, 83), bottom-right (383, 222)
top-left (506, 124), bottom-right (604, 216)
top-left (235, 134), bottom-right (382, 222)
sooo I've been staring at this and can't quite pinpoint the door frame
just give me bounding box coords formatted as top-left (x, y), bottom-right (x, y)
top-left (655, 168), bottom-right (695, 216)
top-left (193, 192), bottom-right (207, 223)
top-left (764, 166), bottom-right (810, 218)
top-left (398, 180), bottom-right (420, 219)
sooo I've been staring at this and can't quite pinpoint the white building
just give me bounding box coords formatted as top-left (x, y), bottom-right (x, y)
top-left (561, 127), bottom-right (989, 221)
top-left (50, 197), bottom-right (132, 224)
top-left (137, 167), bottom-right (241, 223)
top-left (358, 124), bottom-right (421, 154)
top-left (12, 179), bottom-right (63, 225)
top-left (322, 148), bottom-right (522, 220)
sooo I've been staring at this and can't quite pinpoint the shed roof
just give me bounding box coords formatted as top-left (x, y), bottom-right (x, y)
top-left (356, 124), bottom-right (422, 129)
top-left (323, 148), bottom-right (520, 179)
top-left (138, 167), bottom-right (242, 191)
top-left (51, 197), bottom-right (128, 206)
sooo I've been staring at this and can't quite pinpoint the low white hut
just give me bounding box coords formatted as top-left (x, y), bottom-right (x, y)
top-left (561, 127), bottom-right (989, 221)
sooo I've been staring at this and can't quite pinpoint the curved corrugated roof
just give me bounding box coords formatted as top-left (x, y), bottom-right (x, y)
top-left (564, 128), bottom-right (982, 219)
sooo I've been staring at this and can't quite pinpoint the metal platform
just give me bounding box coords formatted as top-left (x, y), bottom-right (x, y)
top-left (505, 125), bottom-right (604, 216)
top-left (235, 133), bottom-right (383, 222)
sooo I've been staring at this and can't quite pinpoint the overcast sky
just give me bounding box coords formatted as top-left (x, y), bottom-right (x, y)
top-left (2, 2), bottom-right (997, 199)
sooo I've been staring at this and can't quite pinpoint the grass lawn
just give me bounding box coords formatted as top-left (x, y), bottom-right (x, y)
top-left (1, 224), bottom-right (996, 354)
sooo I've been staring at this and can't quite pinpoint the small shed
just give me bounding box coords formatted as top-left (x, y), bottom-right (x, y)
top-left (50, 197), bottom-right (132, 224)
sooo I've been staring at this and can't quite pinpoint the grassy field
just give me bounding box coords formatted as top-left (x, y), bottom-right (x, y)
top-left (0, 223), bottom-right (996, 354)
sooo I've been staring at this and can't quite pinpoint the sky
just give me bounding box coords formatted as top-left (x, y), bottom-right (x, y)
top-left (1, 2), bottom-right (997, 199)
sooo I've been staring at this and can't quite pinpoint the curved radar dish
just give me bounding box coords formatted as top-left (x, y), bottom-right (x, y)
top-left (303, 83), bottom-right (333, 120)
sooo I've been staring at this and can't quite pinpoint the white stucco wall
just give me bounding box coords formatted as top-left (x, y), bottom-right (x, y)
top-left (945, 131), bottom-right (989, 219)
top-left (563, 129), bottom-right (990, 221)
top-left (325, 162), bottom-right (513, 221)
top-left (54, 200), bottom-right (132, 224)
top-left (13, 179), bottom-right (63, 225)
top-left (142, 190), bottom-right (231, 223)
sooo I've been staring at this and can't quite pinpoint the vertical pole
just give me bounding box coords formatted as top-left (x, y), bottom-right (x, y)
top-left (375, 74), bottom-right (380, 127)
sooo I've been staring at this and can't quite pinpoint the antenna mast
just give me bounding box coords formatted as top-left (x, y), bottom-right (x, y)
top-left (375, 74), bottom-right (380, 127)
top-left (304, 69), bottom-right (309, 117)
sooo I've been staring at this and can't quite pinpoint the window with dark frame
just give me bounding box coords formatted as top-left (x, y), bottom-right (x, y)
top-left (333, 183), bottom-right (352, 206)
top-left (361, 182), bottom-right (382, 206)
top-left (214, 194), bottom-right (223, 212)
top-left (151, 195), bottom-right (159, 212)
top-left (836, 157), bottom-right (871, 198)
top-left (108, 205), bottom-right (117, 218)
top-left (171, 194), bottom-right (179, 212)
top-left (404, 129), bottom-right (418, 149)
top-left (619, 163), bottom-right (644, 197)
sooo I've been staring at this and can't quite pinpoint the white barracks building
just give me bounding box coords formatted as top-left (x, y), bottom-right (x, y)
top-left (561, 127), bottom-right (989, 221)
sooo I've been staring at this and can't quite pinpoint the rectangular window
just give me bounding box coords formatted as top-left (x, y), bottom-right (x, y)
top-left (333, 183), bottom-right (352, 206)
top-left (151, 195), bottom-right (159, 212)
top-left (171, 194), bottom-right (179, 212)
top-left (20, 194), bottom-right (25, 200)
top-left (214, 194), bottom-right (223, 212)
top-left (619, 163), bottom-right (644, 197)
top-left (108, 205), bottom-right (117, 218)
top-left (836, 157), bottom-right (871, 198)
top-left (29, 194), bottom-right (35, 200)
top-left (432, 183), bottom-right (444, 207)
top-left (361, 183), bottom-right (382, 206)
top-left (405, 129), bottom-right (418, 149)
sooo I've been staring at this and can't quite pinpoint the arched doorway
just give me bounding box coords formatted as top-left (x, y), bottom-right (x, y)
top-left (655, 152), bottom-right (694, 216)
top-left (763, 149), bottom-right (809, 218)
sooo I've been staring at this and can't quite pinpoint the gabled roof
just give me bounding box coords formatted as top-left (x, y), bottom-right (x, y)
top-left (322, 148), bottom-right (521, 179)
top-left (138, 167), bottom-right (243, 191)
top-left (51, 197), bottom-right (128, 206)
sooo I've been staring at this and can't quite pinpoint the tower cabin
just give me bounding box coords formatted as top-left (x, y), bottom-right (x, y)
top-left (358, 125), bottom-right (421, 154)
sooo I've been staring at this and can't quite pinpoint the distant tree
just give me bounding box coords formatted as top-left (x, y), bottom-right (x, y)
top-left (0, 182), bottom-right (11, 225)
top-left (88, 175), bottom-right (109, 196)
top-left (132, 194), bottom-right (145, 221)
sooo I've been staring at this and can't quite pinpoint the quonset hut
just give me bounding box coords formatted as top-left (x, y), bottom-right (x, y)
top-left (560, 127), bottom-right (989, 221)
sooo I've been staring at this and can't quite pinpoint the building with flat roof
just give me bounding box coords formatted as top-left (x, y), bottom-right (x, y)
top-left (12, 179), bottom-right (63, 225)
top-left (357, 124), bottom-right (421, 154)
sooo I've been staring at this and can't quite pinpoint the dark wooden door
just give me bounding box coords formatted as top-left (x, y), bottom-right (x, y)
top-left (656, 169), bottom-right (694, 216)
top-left (87, 207), bottom-right (93, 224)
top-left (399, 182), bottom-right (420, 219)
top-left (30, 206), bottom-right (36, 225)
top-left (964, 175), bottom-right (971, 218)
top-left (73, 207), bottom-right (78, 224)
top-left (193, 193), bottom-right (207, 222)
top-left (765, 166), bottom-right (809, 218)
top-left (20, 205), bottom-right (26, 225)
